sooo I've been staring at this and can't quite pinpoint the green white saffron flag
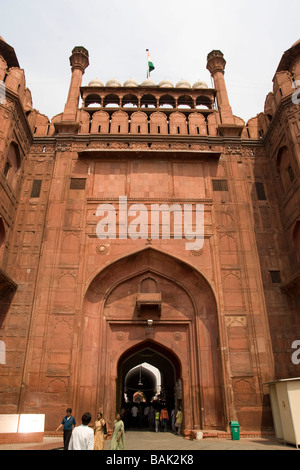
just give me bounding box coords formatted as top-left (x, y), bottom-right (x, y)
top-left (146, 49), bottom-right (155, 76)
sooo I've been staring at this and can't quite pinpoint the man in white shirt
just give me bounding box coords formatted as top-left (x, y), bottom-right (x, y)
top-left (68, 412), bottom-right (94, 450)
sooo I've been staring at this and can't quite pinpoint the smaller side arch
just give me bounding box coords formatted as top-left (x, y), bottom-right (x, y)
top-left (169, 112), bottom-right (187, 135)
top-left (3, 141), bottom-right (22, 191)
top-left (130, 111), bottom-right (148, 134)
top-left (141, 94), bottom-right (156, 108)
top-left (276, 146), bottom-right (295, 193)
top-left (149, 112), bottom-right (168, 134)
top-left (90, 110), bottom-right (109, 134)
top-left (0, 217), bottom-right (5, 248)
top-left (85, 93), bottom-right (102, 107)
top-left (292, 220), bottom-right (300, 264)
top-left (159, 94), bottom-right (176, 108)
top-left (78, 110), bottom-right (91, 134)
top-left (188, 113), bottom-right (207, 136)
top-left (122, 94), bottom-right (138, 108)
top-left (110, 110), bottom-right (129, 134)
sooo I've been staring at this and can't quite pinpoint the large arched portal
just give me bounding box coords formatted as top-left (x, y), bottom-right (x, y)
top-left (77, 247), bottom-right (226, 435)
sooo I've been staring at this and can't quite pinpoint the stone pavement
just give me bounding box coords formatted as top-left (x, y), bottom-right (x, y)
top-left (103, 431), bottom-right (297, 451)
top-left (0, 431), bottom-right (298, 451)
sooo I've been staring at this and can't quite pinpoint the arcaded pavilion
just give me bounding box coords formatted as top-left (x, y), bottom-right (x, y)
top-left (0, 36), bottom-right (300, 436)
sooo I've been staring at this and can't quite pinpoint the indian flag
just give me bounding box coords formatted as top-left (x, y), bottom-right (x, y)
top-left (146, 49), bottom-right (155, 76)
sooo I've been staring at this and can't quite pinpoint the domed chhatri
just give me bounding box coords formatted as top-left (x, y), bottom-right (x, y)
top-left (88, 78), bottom-right (104, 87)
top-left (87, 76), bottom-right (209, 89)
top-left (123, 78), bottom-right (139, 87)
top-left (106, 78), bottom-right (122, 87)
top-left (142, 78), bottom-right (208, 89)
top-left (141, 78), bottom-right (156, 87)
top-left (176, 79), bottom-right (191, 88)
top-left (192, 80), bottom-right (209, 89)
top-left (158, 79), bottom-right (174, 88)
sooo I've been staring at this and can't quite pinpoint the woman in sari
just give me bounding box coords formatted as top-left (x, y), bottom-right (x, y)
top-left (94, 412), bottom-right (106, 450)
top-left (110, 413), bottom-right (125, 450)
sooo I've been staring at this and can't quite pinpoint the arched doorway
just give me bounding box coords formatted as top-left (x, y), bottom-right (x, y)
top-left (116, 340), bottom-right (182, 430)
top-left (78, 247), bottom-right (226, 434)
top-left (0, 217), bottom-right (5, 249)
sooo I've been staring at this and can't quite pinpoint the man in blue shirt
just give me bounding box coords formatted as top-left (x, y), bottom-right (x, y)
top-left (56, 408), bottom-right (76, 450)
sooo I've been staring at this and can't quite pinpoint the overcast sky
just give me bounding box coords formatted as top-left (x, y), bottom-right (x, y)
top-left (1, 0), bottom-right (299, 123)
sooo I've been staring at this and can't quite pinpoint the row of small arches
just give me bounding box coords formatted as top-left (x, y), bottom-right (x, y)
top-left (84, 93), bottom-right (214, 110)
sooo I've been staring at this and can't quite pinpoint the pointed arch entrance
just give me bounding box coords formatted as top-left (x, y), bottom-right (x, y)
top-left (117, 340), bottom-right (182, 429)
top-left (77, 247), bottom-right (226, 435)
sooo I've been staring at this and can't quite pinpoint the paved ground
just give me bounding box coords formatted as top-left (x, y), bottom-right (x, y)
top-left (0, 431), bottom-right (298, 451)
top-left (104, 431), bottom-right (297, 451)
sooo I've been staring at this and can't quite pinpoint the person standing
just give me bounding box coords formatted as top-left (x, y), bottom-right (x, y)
top-left (94, 412), bottom-right (106, 450)
top-left (148, 405), bottom-right (155, 431)
top-left (68, 412), bottom-right (94, 450)
top-left (143, 403), bottom-right (150, 427)
top-left (56, 408), bottom-right (76, 451)
top-left (171, 408), bottom-right (176, 432)
top-left (131, 404), bottom-right (138, 428)
top-left (160, 407), bottom-right (169, 432)
top-left (110, 413), bottom-right (125, 450)
top-left (175, 407), bottom-right (183, 435)
top-left (154, 409), bottom-right (160, 432)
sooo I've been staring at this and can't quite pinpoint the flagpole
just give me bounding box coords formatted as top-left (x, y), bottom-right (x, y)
top-left (146, 49), bottom-right (149, 79)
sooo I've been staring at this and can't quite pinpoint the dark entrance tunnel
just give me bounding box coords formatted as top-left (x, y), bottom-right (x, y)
top-left (116, 341), bottom-right (182, 430)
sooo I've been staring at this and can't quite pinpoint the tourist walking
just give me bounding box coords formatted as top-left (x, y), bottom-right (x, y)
top-left (94, 412), bottom-right (106, 450)
top-left (171, 408), bottom-right (176, 432)
top-left (55, 408), bottom-right (76, 451)
top-left (110, 413), bottom-right (125, 450)
top-left (175, 407), bottom-right (183, 435)
top-left (148, 405), bottom-right (155, 431)
top-left (131, 404), bottom-right (138, 428)
top-left (143, 403), bottom-right (150, 427)
top-left (68, 412), bottom-right (94, 450)
top-left (155, 409), bottom-right (160, 432)
top-left (160, 407), bottom-right (169, 432)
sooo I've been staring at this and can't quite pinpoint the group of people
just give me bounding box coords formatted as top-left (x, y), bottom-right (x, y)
top-left (121, 402), bottom-right (183, 435)
top-left (56, 408), bottom-right (124, 451)
top-left (56, 404), bottom-right (183, 450)
top-left (154, 406), bottom-right (183, 434)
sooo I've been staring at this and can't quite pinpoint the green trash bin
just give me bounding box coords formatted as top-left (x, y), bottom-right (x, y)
top-left (229, 421), bottom-right (240, 440)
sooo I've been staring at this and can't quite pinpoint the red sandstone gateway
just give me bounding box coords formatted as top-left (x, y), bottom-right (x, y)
top-left (0, 36), bottom-right (300, 439)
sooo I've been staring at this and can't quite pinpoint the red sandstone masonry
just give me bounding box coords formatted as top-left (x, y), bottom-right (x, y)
top-left (0, 38), bottom-right (299, 439)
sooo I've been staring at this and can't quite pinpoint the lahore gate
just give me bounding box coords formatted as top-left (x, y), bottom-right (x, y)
top-left (0, 36), bottom-right (300, 436)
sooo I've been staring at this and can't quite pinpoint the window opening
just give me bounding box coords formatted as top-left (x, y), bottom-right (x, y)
top-left (30, 179), bottom-right (42, 198)
top-left (255, 182), bottom-right (267, 200)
